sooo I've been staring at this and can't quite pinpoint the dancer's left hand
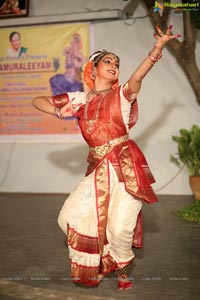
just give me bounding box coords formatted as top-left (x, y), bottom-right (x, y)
top-left (154, 25), bottom-right (181, 49)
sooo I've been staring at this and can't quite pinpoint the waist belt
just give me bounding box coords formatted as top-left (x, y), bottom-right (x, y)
top-left (89, 134), bottom-right (129, 156)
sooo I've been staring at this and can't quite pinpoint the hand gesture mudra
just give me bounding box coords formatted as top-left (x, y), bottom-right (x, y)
top-left (59, 98), bottom-right (82, 118)
top-left (145, 24), bottom-right (181, 66)
top-left (154, 25), bottom-right (181, 49)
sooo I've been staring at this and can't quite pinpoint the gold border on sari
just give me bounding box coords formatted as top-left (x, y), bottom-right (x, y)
top-left (67, 226), bottom-right (99, 254)
top-left (95, 158), bottom-right (110, 255)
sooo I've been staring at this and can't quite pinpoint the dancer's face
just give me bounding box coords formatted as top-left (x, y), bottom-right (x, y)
top-left (95, 53), bottom-right (120, 83)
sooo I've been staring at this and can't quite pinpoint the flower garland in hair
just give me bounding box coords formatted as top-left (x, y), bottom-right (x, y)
top-left (83, 51), bottom-right (119, 90)
top-left (83, 60), bottom-right (94, 90)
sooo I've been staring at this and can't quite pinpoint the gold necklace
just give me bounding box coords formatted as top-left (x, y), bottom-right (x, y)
top-left (84, 89), bottom-right (111, 133)
top-left (90, 88), bottom-right (111, 95)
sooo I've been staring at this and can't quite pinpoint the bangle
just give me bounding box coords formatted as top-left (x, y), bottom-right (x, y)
top-left (54, 107), bottom-right (62, 119)
top-left (54, 107), bottom-right (70, 120)
top-left (147, 56), bottom-right (155, 65)
top-left (148, 50), bottom-right (162, 63)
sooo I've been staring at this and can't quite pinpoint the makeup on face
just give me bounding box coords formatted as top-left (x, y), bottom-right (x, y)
top-left (101, 55), bottom-right (120, 69)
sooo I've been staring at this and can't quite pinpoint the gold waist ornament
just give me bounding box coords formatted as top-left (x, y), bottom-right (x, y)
top-left (89, 134), bottom-right (129, 156)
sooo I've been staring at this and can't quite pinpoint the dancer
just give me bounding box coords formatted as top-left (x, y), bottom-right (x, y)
top-left (32, 25), bottom-right (180, 290)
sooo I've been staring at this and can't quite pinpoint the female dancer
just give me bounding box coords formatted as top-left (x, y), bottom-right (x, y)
top-left (32, 25), bottom-right (180, 290)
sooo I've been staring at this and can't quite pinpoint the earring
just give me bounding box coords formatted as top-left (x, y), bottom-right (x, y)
top-left (91, 73), bottom-right (96, 80)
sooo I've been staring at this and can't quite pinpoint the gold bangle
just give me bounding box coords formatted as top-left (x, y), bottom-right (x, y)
top-left (147, 56), bottom-right (155, 65)
top-left (54, 107), bottom-right (69, 120)
top-left (148, 51), bottom-right (162, 63)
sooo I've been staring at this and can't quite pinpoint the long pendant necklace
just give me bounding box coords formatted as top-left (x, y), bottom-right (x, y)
top-left (84, 89), bottom-right (111, 133)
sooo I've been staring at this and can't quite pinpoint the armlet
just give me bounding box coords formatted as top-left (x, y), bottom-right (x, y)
top-left (52, 93), bottom-right (69, 108)
top-left (123, 82), bottom-right (138, 102)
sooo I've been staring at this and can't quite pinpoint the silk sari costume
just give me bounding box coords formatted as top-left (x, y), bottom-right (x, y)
top-left (57, 84), bottom-right (158, 286)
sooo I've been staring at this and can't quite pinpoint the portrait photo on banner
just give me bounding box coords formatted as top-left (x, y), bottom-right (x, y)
top-left (0, 0), bottom-right (29, 18)
top-left (0, 23), bottom-right (91, 141)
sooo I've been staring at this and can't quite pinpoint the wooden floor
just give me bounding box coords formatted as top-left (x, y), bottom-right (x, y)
top-left (0, 193), bottom-right (200, 300)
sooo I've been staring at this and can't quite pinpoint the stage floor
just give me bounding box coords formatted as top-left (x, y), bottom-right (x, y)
top-left (0, 194), bottom-right (199, 300)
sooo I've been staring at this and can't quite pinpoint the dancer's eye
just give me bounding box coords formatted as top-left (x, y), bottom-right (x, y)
top-left (103, 59), bottom-right (111, 64)
top-left (103, 59), bottom-right (119, 69)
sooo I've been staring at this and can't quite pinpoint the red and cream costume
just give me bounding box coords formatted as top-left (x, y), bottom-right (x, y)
top-left (57, 84), bottom-right (158, 286)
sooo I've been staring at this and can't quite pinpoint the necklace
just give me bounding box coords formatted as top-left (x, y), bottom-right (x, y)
top-left (90, 88), bottom-right (111, 95)
top-left (84, 89), bottom-right (111, 133)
